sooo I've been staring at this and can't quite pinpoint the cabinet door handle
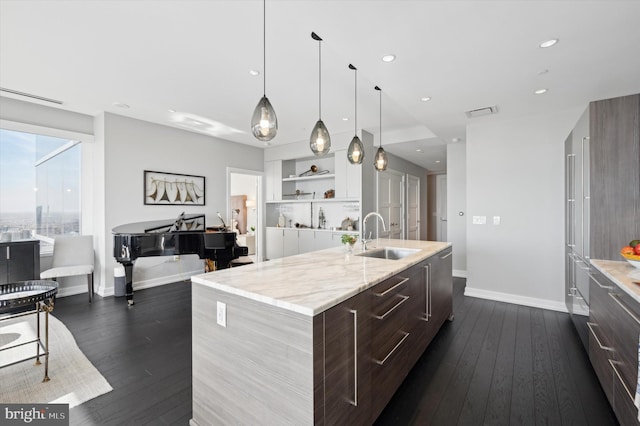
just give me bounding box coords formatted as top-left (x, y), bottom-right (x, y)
top-left (609, 359), bottom-right (634, 403)
top-left (586, 322), bottom-right (612, 351)
top-left (373, 277), bottom-right (409, 297)
top-left (374, 295), bottom-right (409, 320)
top-left (440, 251), bottom-right (452, 260)
top-left (6, 246), bottom-right (9, 260)
top-left (422, 265), bottom-right (431, 321)
top-left (588, 273), bottom-right (614, 290)
top-left (374, 332), bottom-right (410, 365)
top-left (348, 309), bottom-right (358, 407)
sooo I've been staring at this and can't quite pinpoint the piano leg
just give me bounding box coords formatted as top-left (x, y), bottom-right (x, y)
top-left (123, 262), bottom-right (135, 306)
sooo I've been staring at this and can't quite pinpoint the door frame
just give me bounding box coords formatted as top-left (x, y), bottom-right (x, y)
top-left (376, 168), bottom-right (405, 239)
top-left (226, 167), bottom-right (264, 262)
top-left (406, 174), bottom-right (420, 240)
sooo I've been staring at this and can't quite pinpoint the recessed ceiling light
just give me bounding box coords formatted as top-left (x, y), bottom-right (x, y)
top-left (416, 148), bottom-right (423, 152)
top-left (168, 109), bottom-right (176, 113)
top-left (113, 102), bottom-right (130, 109)
top-left (539, 39), bottom-right (559, 48)
top-left (342, 117), bottom-right (349, 121)
top-left (420, 97), bottom-right (431, 102)
top-left (534, 88), bottom-right (548, 95)
top-left (382, 54), bottom-right (396, 63)
top-left (452, 137), bottom-right (461, 143)
top-left (249, 70), bottom-right (260, 76)
top-left (435, 160), bottom-right (441, 163)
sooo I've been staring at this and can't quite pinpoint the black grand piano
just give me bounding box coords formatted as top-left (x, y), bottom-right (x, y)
top-left (113, 213), bottom-right (247, 305)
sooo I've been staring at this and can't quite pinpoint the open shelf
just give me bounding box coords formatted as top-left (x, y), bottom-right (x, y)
top-left (266, 198), bottom-right (359, 204)
top-left (282, 173), bottom-right (335, 182)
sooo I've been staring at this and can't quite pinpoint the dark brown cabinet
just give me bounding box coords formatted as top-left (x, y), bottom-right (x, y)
top-left (322, 289), bottom-right (372, 425)
top-left (0, 240), bottom-right (40, 284)
top-left (588, 266), bottom-right (640, 425)
top-left (590, 94), bottom-right (640, 260)
top-left (322, 247), bottom-right (454, 425)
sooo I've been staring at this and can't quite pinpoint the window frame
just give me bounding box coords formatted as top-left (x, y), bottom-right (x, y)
top-left (0, 119), bottom-right (93, 254)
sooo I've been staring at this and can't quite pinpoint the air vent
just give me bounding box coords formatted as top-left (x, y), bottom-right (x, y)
top-left (465, 105), bottom-right (498, 118)
top-left (0, 87), bottom-right (63, 105)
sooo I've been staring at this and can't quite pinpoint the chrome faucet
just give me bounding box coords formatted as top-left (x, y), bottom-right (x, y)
top-left (362, 212), bottom-right (387, 251)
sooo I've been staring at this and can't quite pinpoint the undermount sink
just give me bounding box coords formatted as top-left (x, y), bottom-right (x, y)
top-left (355, 247), bottom-right (420, 260)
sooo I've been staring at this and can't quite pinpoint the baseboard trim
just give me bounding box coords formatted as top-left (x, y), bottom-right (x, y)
top-left (464, 286), bottom-right (568, 313)
top-left (453, 269), bottom-right (467, 278)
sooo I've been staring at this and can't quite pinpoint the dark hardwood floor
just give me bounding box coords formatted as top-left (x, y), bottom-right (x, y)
top-left (52, 278), bottom-right (617, 425)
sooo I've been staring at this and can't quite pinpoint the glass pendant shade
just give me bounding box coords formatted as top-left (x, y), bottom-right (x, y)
top-left (374, 146), bottom-right (388, 171)
top-left (251, 95), bottom-right (277, 141)
top-left (348, 135), bottom-right (364, 164)
top-left (310, 119), bottom-right (331, 156)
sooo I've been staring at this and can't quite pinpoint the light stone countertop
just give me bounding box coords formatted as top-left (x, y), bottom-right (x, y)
top-left (590, 259), bottom-right (640, 303)
top-left (191, 239), bottom-right (451, 316)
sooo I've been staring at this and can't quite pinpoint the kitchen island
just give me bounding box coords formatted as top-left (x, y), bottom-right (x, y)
top-left (190, 239), bottom-right (452, 426)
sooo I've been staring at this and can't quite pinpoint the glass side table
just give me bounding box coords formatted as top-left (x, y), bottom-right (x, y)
top-left (0, 280), bottom-right (58, 382)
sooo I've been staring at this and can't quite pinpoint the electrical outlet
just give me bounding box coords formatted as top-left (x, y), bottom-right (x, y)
top-left (217, 301), bottom-right (227, 327)
top-left (472, 216), bottom-right (487, 225)
top-left (493, 216), bottom-right (501, 225)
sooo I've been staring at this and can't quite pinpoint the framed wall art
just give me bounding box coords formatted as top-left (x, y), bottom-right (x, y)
top-left (144, 170), bottom-right (206, 205)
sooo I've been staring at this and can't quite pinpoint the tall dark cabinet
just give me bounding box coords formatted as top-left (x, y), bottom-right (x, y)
top-left (0, 240), bottom-right (41, 284)
top-left (582, 93), bottom-right (640, 426)
top-left (590, 94), bottom-right (640, 259)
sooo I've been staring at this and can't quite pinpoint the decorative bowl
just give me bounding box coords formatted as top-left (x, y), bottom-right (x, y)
top-left (621, 253), bottom-right (640, 269)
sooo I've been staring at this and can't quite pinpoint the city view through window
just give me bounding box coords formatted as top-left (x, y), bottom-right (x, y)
top-left (0, 128), bottom-right (81, 246)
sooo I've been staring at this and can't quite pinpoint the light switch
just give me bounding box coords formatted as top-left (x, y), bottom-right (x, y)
top-left (493, 216), bottom-right (501, 225)
top-left (472, 216), bottom-right (487, 225)
top-left (217, 301), bottom-right (227, 327)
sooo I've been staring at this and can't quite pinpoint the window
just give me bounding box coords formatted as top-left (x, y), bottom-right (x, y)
top-left (0, 127), bottom-right (81, 250)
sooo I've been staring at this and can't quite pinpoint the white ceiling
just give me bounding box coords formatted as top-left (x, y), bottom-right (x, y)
top-left (2, 0), bottom-right (640, 173)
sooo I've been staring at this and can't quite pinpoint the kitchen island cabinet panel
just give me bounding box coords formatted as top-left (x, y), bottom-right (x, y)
top-left (192, 284), bottom-right (315, 426)
top-left (323, 290), bottom-right (372, 425)
top-left (588, 260), bottom-right (640, 425)
top-left (191, 240), bottom-right (452, 425)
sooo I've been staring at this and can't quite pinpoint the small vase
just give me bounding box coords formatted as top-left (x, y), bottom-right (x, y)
top-left (344, 242), bottom-right (355, 254)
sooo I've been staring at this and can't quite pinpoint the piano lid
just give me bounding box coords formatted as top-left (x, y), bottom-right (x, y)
top-left (112, 214), bottom-right (206, 235)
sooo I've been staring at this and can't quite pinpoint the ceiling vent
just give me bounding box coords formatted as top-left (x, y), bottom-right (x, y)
top-left (465, 105), bottom-right (498, 118)
top-left (0, 87), bottom-right (63, 105)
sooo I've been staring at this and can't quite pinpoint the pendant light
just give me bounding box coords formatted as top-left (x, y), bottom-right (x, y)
top-left (251, 0), bottom-right (277, 141)
top-left (309, 32), bottom-right (331, 156)
top-left (374, 86), bottom-right (388, 171)
top-left (347, 64), bottom-right (364, 165)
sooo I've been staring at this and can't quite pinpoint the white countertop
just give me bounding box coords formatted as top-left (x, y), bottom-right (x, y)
top-left (590, 259), bottom-right (640, 303)
top-left (191, 239), bottom-right (451, 316)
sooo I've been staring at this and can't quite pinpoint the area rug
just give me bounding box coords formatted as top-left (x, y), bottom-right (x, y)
top-left (0, 313), bottom-right (113, 407)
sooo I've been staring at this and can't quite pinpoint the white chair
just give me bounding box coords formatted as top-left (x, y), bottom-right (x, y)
top-left (41, 235), bottom-right (95, 302)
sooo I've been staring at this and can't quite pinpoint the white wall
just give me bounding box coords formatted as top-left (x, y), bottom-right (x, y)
top-left (101, 113), bottom-right (264, 295)
top-left (465, 108), bottom-right (582, 311)
top-left (447, 142), bottom-right (466, 277)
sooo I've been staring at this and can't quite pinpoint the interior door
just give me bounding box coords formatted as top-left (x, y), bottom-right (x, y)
top-left (407, 175), bottom-right (420, 240)
top-left (377, 169), bottom-right (404, 239)
top-left (436, 175), bottom-right (447, 241)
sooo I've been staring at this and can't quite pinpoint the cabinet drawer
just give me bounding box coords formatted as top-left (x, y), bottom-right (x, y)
top-left (587, 321), bottom-right (614, 403)
top-left (611, 359), bottom-right (640, 426)
top-left (589, 269), bottom-right (617, 339)
top-left (371, 329), bottom-right (410, 420)
top-left (371, 274), bottom-right (410, 310)
top-left (610, 291), bottom-right (640, 398)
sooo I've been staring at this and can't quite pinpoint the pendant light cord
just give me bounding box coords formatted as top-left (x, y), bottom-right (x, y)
top-left (263, 0), bottom-right (266, 96)
top-left (354, 67), bottom-right (357, 134)
top-left (376, 86), bottom-right (382, 148)
top-left (318, 40), bottom-right (322, 119)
